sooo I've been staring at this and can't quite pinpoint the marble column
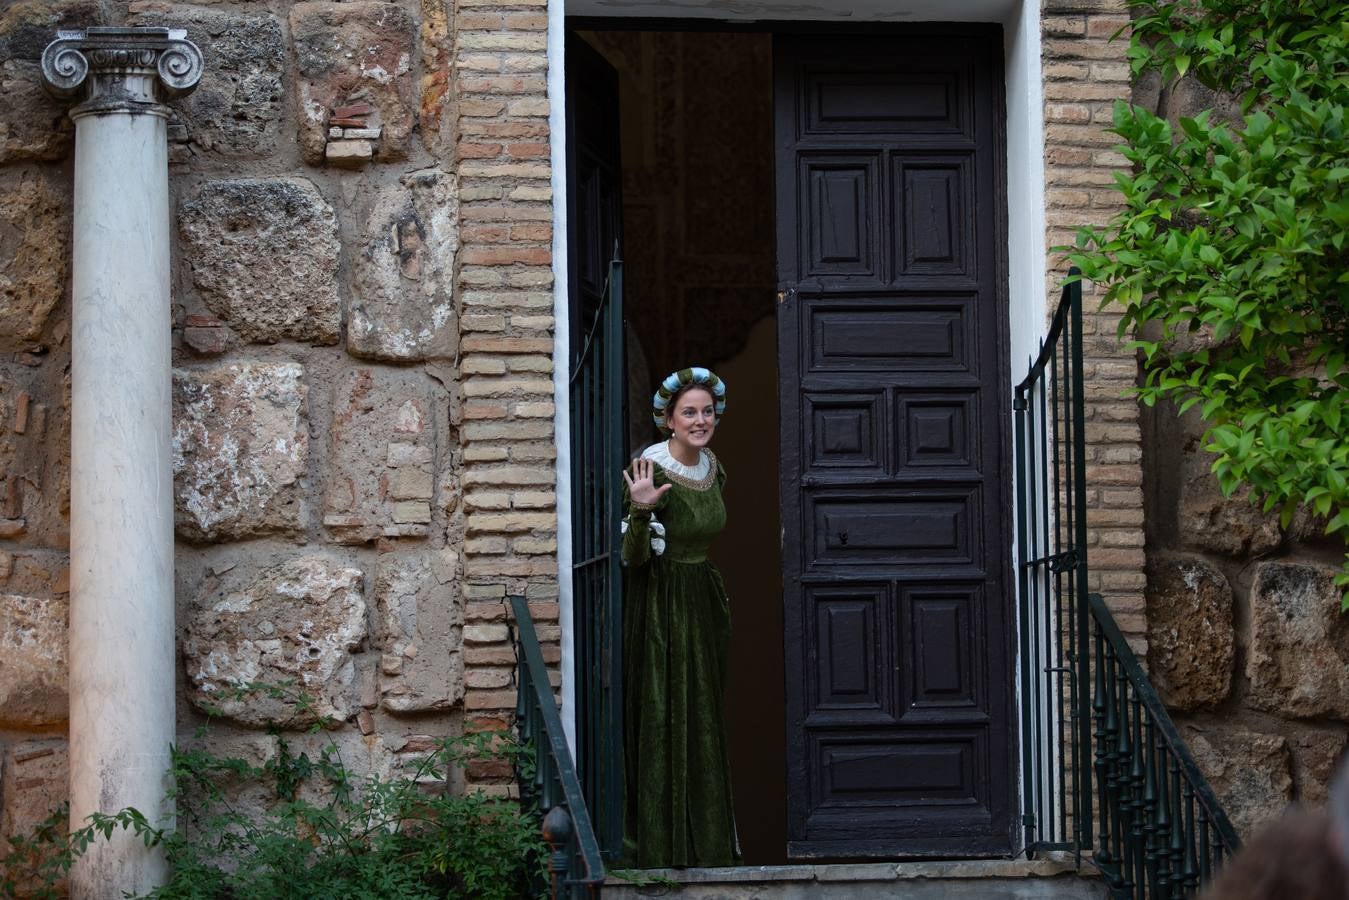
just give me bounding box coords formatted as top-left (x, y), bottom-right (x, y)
top-left (40, 27), bottom-right (202, 897)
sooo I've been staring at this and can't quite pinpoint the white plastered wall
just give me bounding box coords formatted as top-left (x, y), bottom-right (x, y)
top-left (550, 0), bottom-right (1047, 767)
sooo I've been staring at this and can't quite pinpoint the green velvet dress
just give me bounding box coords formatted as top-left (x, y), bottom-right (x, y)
top-left (621, 446), bottom-right (738, 868)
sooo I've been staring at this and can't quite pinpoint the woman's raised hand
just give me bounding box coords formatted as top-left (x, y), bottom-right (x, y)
top-left (622, 458), bottom-right (672, 507)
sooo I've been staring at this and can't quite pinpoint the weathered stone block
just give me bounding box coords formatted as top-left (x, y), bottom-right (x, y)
top-left (173, 363), bottom-right (308, 542)
top-left (349, 169), bottom-right (459, 361)
top-left (127, 6), bottom-right (284, 157)
top-left (1247, 562), bottom-right (1349, 721)
top-left (290, 2), bottom-right (417, 163)
top-left (1287, 728), bottom-right (1348, 806)
top-left (1178, 446), bottom-right (1281, 557)
top-left (325, 138), bottom-right (373, 166)
top-left (183, 556), bottom-right (367, 728)
top-left (179, 178), bottom-right (341, 344)
top-left (0, 170), bottom-right (70, 351)
top-left (1182, 723), bottom-right (1292, 838)
top-left (0, 593), bottom-right (67, 727)
top-left (373, 547), bottom-right (463, 712)
top-left (1145, 556), bottom-right (1233, 710)
top-left (0, 366), bottom-right (72, 544)
top-left (324, 369), bottom-right (436, 543)
top-left (0, 0), bottom-right (104, 162)
top-left (1, 739), bottom-right (68, 854)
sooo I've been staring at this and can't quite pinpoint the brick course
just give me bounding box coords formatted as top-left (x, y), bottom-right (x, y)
top-left (452, 0), bottom-right (557, 748)
top-left (1041, 7), bottom-right (1146, 647)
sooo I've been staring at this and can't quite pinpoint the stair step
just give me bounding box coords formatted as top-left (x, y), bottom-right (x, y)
top-left (604, 855), bottom-right (1107, 898)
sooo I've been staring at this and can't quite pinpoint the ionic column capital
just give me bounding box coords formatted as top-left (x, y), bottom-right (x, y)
top-left (41, 26), bottom-right (203, 118)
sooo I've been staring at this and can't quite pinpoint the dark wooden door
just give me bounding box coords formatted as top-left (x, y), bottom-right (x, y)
top-left (775, 29), bottom-right (1014, 858)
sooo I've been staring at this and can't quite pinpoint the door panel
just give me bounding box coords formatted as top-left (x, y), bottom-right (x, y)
top-left (777, 29), bottom-right (1013, 859)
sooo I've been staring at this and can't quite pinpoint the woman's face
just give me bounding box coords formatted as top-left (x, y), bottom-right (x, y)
top-left (666, 387), bottom-right (716, 452)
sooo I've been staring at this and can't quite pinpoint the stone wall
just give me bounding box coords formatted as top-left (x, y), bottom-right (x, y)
top-left (1132, 72), bottom-right (1349, 836)
top-left (0, 0), bottom-right (560, 849)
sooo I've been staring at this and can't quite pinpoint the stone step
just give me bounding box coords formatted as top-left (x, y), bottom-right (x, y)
top-left (603, 855), bottom-right (1107, 899)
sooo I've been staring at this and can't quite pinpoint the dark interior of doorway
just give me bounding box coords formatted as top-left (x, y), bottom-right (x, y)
top-left (576, 28), bottom-right (787, 865)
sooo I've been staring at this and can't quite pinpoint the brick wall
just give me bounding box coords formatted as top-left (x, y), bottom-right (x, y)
top-left (451, 0), bottom-right (560, 785)
top-left (1040, 0), bottom-right (1148, 648)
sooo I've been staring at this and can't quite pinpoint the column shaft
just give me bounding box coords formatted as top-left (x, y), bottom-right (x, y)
top-left (68, 108), bottom-right (176, 896)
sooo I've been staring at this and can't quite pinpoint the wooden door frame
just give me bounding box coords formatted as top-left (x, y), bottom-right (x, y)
top-left (550, 6), bottom-right (1050, 859)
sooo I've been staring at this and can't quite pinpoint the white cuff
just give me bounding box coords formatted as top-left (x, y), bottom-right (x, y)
top-left (650, 516), bottom-right (666, 556)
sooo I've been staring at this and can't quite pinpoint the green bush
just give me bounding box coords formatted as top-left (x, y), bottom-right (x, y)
top-left (1069, 0), bottom-right (1349, 601)
top-left (2, 685), bottom-right (546, 899)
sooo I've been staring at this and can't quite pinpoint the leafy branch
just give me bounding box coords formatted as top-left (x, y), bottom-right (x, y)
top-left (1069, 0), bottom-right (1349, 603)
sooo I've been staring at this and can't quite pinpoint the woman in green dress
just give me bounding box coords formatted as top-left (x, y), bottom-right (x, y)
top-left (620, 366), bottom-right (738, 868)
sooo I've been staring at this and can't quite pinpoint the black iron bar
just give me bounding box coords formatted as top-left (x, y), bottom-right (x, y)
top-left (512, 596), bottom-right (605, 897)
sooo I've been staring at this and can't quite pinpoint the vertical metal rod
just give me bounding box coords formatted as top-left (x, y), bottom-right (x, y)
top-left (1049, 343), bottom-right (1067, 846)
top-left (1037, 373), bottom-right (1055, 842)
top-left (1168, 763), bottom-right (1185, 899)
top-left (1092, 621), bottom-right (1113, 873)
top-left (1115, 661), bottom-right (1133, 896)
top-left (1143, 716), bottom-right (1159, 896)
top-left (1130, 691), bottom-right (1147, 895)
top-left (1153, 733), bottom-right (1172, 899)
top-left (1067, 273), bottom-right (1094, 852)
top-left (1014, 380), bottom-right (1036, 852)
top-left (1028, 373), bottom-right (1045, 846)
top-left (1198, 810), bottom-right (1211, 883)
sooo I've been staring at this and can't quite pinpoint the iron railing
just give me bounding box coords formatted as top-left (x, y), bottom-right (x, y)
top-left (1089, 594), bottom-right (1241, 897)
top-left (1015, 269), bottom-right (1093, 857)
top-left (512, 595), bottom-right (605, 898)
top-left (1014, 270), bottom-right (1241, 898)
top-left (569, 257), bottom-right (626, 859)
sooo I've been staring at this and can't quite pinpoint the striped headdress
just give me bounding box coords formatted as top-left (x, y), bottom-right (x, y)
top-left (652, 367), bottom-right (727, 433)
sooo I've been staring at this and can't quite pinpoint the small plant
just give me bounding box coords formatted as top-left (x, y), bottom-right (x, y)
top-left (2, 683), bottom-right (547, 899)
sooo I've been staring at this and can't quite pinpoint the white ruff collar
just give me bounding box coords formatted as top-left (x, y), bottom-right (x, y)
top-left (642, 440), bottom-right (711, 481)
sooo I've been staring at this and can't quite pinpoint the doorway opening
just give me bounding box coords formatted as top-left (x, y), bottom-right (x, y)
top-left (563, 19), bottom-right (1024, 864)
top-left (574, 27), bottom-right (788, 865)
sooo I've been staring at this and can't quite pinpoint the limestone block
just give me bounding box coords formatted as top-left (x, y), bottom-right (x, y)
top-left (348, 169), bottom-right (459, 362)
top-left (0, 740), bottom-right (68, 851)
top-left (290, 2), bottom-right (417, 164)
top-left (173, 363), bottom-right (308, 542)
top-left (373, 546), bottom-right (463, 712)
top-left (0, 366), bottom-right (72, 544)
top-left (0, 170), bottom-right (70, 351)
top-left (1287, 728), bottom-right (1349, 806)
top-left (1177, 446), bottom-right (1280, 557)
top-left (1181, 723), bottom-right (1292, 838)
top-left (0, 593), bottom-right (67, 727)
top-left (325, 138), bottom-right (373, 166)
top-left (179, 178), bottom-right (341, 344)
top-left (183, 556), bottom-right (367, 728)
top-left (127, 6), bottom-right (284, 157)
top-left (0, 0), bottom-right (104, 162)
top-left (1246, 562), bottom-right (1349, 721)
top-left (1145, 556), bottom-right (1233, 710)
top-left (324, 369), bottom-right (436, 543)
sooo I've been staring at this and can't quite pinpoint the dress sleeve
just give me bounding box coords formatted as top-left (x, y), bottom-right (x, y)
top-left (621, 468), bottom-right (671, 568)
